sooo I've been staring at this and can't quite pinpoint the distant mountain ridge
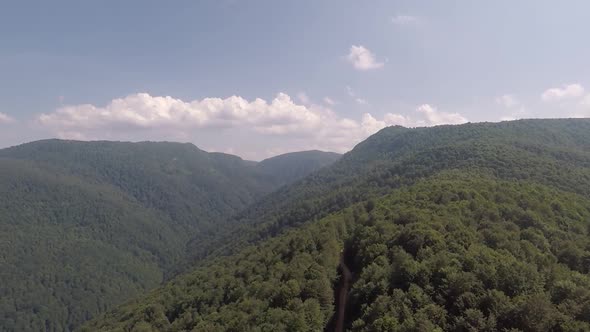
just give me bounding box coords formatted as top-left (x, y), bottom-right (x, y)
top-left (0, 139), bottom-right (340, 331)
top-left (0, 140), bottom-right (341, 231)
top-left (185, 119), bottom-right (590, 262)
top-left (257, 150), bottom-right (342, 187)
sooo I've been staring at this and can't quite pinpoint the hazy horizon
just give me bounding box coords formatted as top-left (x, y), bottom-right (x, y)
top-left (3, 117), bottom-right (582, 161)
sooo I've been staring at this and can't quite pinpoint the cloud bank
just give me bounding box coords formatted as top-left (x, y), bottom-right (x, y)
top-left (38, 93), bottom-right (467, 159)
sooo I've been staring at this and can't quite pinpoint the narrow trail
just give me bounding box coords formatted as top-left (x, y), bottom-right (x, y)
top-left (326, 250), bottom-right (353, 332)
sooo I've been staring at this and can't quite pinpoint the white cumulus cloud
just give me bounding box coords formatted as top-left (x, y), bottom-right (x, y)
top-left (39, 93), bottom-right (326, 136)
top-left (383, 113), bottom-right (410, 127)
top-left (37, 93), bottom-right (468, 159)
top-left (415, 104), bottom-right (468, 125)
top-left (541, 84), bottom-right (584, 102)
top-left (346, 45), bottom-right (384, 71)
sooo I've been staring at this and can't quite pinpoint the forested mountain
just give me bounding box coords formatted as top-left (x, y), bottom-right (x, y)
top-left (83, 119), bottom-right (590, 331)
top-left (4, 119), bottom-right (590, 331)
top-left (257, 150), bottom-right (341, 187)
top-left (0, 159), bottom-right (184, 331)
top-left (0, 140), bottom-right (339, 234)
top-left (83, 172), bottom-right (590, 331)
top-left (0, 140), bottom-right (338, 331)
top-left (186, 119), bottom-right (590, 261)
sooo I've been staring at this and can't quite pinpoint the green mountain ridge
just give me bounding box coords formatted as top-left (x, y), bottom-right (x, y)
top-left (185, 119), bottom-right (590, 262)
top-left (0, 140), bottom-right (340, 331)
top-left (81, 118), bottom-right (590, 331)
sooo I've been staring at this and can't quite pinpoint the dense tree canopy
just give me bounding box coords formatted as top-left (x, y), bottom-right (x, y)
top-left (0, 141), bottom-right (338, 331)
top-left (83, 173), bottom-right (590, 331)
top-left (186, 119), bottom-right (590, 262)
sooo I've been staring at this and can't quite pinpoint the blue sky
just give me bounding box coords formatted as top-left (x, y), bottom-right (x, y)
top-left (1, 0), bottom-right (589, 159)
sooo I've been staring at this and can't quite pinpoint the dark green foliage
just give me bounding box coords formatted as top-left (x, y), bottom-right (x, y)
top-left (187, 119), bottom-right (590, 261)
top-left (346, 173), bottom-right (590, 331)
top-left (0, 159), bottom-right (179, 332)
top-left (83, 119), bottom-right (590, 332)
top-left (0, 141), bottom-right (338, 331)
top-left (81, 210), bottom-right (351, 332)
top-left (84, 173), bottom-right (590, 331)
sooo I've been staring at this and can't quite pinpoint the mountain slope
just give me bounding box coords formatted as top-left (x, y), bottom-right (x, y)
top-left (187, 119), bottom-right (590, 262)
top-left (0, 141), bottom-right (340, 235)
top-left (0, 140), bottom-right (339, 331)
top-left (6, 119), bottom-right (590, 331)
top-left (83, 118), bottom-right (590, 331)
top-left (82, 172), bottom-right (590, 331)
top-left (0, 140), bottom-right (274, 234)
top-left (0, 159), bottom-right (183, 332)
top-left (256, 150), bottom-right (341, 187)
